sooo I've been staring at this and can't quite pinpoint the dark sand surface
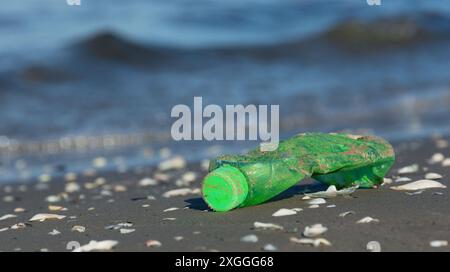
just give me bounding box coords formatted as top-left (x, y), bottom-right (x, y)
top-left (0, 137), bottom-right (449, 252)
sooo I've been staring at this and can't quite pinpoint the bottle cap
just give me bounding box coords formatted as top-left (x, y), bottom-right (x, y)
top-left (202, 165), bottom-right (249, 212)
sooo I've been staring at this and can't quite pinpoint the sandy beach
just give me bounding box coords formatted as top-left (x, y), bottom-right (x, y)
top-left (0, 135), bottom-right (449, 252)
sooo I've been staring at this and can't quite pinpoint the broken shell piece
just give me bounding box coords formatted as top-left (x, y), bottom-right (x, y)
top-left (10, 223), bottom-right (27, 229)
top-left (181, 172), bottom-right (197, 183)
top-left (174, 236), bottom-right (184, 241)
top-left (138, 178), bottom-right (158, 187)
top-left (253, 222), bottom-right (284, 231)
top-left (357, 216), bottom-right (379, 224)
top-left (428, 153), bottom-right (444, 164)
top-left (339, 211), bottom-right (355, 217)
top-left (163, 207), bottom-right (179, 212)
top-left (71, 225), bottom-right (86, 233)
top-left (305, 185), bottom-right (358, 198)
top-left (105, 222), bottom-right (133, 230)
top-left (395, 177), bottom-right (412, 183)
top-left (14, 207), bottom-right (26, 213)
top-left (430, 240), bottom-right (448, 248)
top-left (425, 173), bottom-right (443, 180)
top-left (48, 229), bottom-right (61, 235)
top-left (390, 180), bottom-right (446, 191)
top-left (0, 214), bottom-right (17, 221)
top-left (73, 240), bottom-right (118, 252)
top-left (119, 228), bottom-right (135, 234)
top-left (303, 224), bottom-right (328, 237)
top-left (309, 205), bottom-right (320, 209)
top-left (397, 164), bottom-right (419, 174)
top-left (64, 172), bottom-right (77, 182)
top-left (307, 198), bottom-right (326, 205)
top-left (65, 182), bottom-right (80, 193)
top-left (382, 178), bottom-right (393, 185)
top-left (29, 213), bottom-right (66, 222)
top-left (162, 188), bottom-right (200, 198)
top-left (48, 205), bottom-right (66, 211)
top-left (158, 156), bottom-right (186, 171)
top-left (240, 234), bottom-right (258, 243)
top-left (406, 190), bottom-right (424, 195)
top-left (272, 208), bottom-right (297, 217)
top-left (442, 158), bottom-right (450, 167)
top-left (263, 244), bottom-right (277, 251)
top-left (290, 237), bottom-right (331, 247)
top-left (146, 240), bottom-right (162, 248)
top-left (45, 195), bottom-right (61, 203)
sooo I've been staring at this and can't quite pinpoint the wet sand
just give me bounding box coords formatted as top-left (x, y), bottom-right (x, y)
top-left (0, 136), bottom-right (449, 252)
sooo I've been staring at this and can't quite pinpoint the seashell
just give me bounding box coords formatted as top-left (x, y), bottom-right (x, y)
top-left (303, 224), bottom-right (328, 237)
top-left (146, 240), bottom-right (162, 248)
top-left (0, 214), bottom-right (17, 221)
top-left (138, 178), bottom-right (158, 187)
top-left (162, 188), bottom-right (200, 198)
top-left (357, 216), bottom-right (379, 224)
top-left (73, 240), bottom-right (118, 252)
top-left (253, 222), bottom-right (284, 231)
top-left (390, 180), bottom-right (446, 191)
top-left (158, 156), bottom-right (186, 171)
top-left (48, 229), bottom-right (61, 236)
top-left (442, 158), bottom-right (450, 167)
top-left (240, 234), bottom-right (258, 243)
top-left (71, 225), bottom-right (86, 233)
top-left (290, 237), bottom-right (331, 247)
top-left (29, 213), bottom-right (66, 222)
top-left (163, 207), bottom-right (179, 212)
top-left (307, 198), bottom-right (326, 205)
top-left (397, 164), bottom-right (419, 174)
top-left (425, 173), bottom-right (443, 180)
top-left (119, 228), bottom-right (135, 234)
top-left (428, 153), bottom-right (444, 164)
top-left (272, 208), bottom-right (297, 217)
top-left (395, 177), bottom-right (412, 183)
top-left (262, 244), bottom-right (277, 251)
top-left (430, 240), bottom-right (448, 248)
top-left (339, 211), bottom-right (355, 217)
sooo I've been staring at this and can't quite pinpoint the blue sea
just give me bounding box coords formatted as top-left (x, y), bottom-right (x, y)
top-left (1, 0), bottom-right (450, 183)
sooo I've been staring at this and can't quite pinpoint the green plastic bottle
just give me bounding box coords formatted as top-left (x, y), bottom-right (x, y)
top-left (202, 133), bottom-right (395, 212)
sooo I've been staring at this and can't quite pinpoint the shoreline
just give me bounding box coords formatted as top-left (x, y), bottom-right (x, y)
top-left (0, 135), bottom-right (449, 252)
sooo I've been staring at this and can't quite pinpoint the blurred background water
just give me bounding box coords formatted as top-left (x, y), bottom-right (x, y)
top-left (1, 0), bottom-right (450, 183)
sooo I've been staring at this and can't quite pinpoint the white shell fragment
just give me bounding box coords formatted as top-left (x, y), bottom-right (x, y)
top-left (162, 188), bottom-right (200, 198)
top-left (442, 158), bottom-right (450, 167)
top-left (307, 198), bottom-right (326, 205)
top-left (163, 207), bottom-right (179, 212)
top-left (290, 237), bottom-right (331, 247)
top-left (146, 240), bottom-right (162, 248)
top-left (73, 240), bottom-right (118, 252)
top-left (303, 224), bottom-right (328, 237)
top-left (398, 164), bottom-right (419, 174)
top-left (382, 178), bottom-right (393, 185)
top-left (263, 244), bottom-right (277, 251)
top-left (390, 180), bottom-right (446, 191)
top-left (71, 225), bottom-right (86, 233)
top-left (272, 208), bottom-right (298, 217)
top-left (158, 156), bottom-right (186, 171)
top-left (430, 240), bottom-right (448, 248)
top-left (366, 241), bottom-right (381, 252)
top-left (240, 234), bottom-right (258, 243)
top-left (29, 213), bottom-right (66, 222)
top-left (428, 153), bottom-right (444, 164)
top-left (308, 205), bottom-right (320, 209)
top-left (253, 222), bottom-right (284, 231)
top-left (138, 178), bottom-right (158, 187)
top-left (357, 217), bottom-right (379, 224)
top-left (0, 214), bottom-right (17, 221)
top-left (394, 177), bottom-right (412, 183)
top-left (119, 228), bottom-right (136, 234)
top-left (65, 182), bottom-right (80, 193)
top-left (305, 185), bottom-right (358, 198)
top-left (339, 211), bottom-right (355, 217)
top-left (48, 229), bottom-right (61, 235)
top-left (105, 222), bottom-right (133, 230)
top-left (425, 173), bottom-right (443, 180)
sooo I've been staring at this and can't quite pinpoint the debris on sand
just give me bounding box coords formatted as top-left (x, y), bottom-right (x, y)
top-left (357, 217), bottom-right (379, 224)
top-left (92, 157), bottom-right (107, 169)
top-left (366, 241), bottom-right (381, 252)
top-left (146, 240), bottom-right (162, 248)
top-left (308, 205), bottom-right (320, 209)
top-left (138, 177), bottom-right (158, 187)
top-left (253, 222), bottom-right (284, 231)
top-left (397, 164), bottom-right (419, 174)
top-left (394, 177), bottom-right (412, 183)
top-left (48, 229), bottom-right (61, 235)
top-left (105, 222), bottom-right (133, 230)
top-left (73, 240), bottom-right (118, 252)
top-left (262, 244), bottom-right (277, 251)
top-left (65, 182), bottom-right (80, 193)
top-left (119, 228), bottom-right (135, 234)
top-left (162, 188), bottom-right (200, 198)
top-left (163, 207), bottom-right (179, 212)
top-left (71, 225), bottom-right (86, 233)
top-left (290, 237), bottom-right (331, 247)
top-left (305, 185), bottom-right (358, 199)
top-left (307, 198), bottom-right (326, 205)
top-left (406, 191), bottom-right (424, 195)
top-left (272, 208), bottom-right (298, 217)
top-left (10, 223), bottom-right (27, 230)
top-left (174, 236), bottom-right (184, 241)
top-left (0, 214), bottom-right (17, 221)
top-left (303, 224), bottom-right (328, 237)
top-left (428, 153), bottom-right (444, 164)
top-left (45, 195), bottom-right (62, 203)
top-left (240, 234), bottom-right (258, 243)
top-left (158, 156), bottom-right (186, 171)
top-left (14, 207), bottom-right (26, 213)
top-left (442, 158), bottom-right (450, 167)
top-left (29, 213), bottom-right (66, 222)
top-left (390, 180), bottom-right (446, 191)
top-left (430, 240), bottom-right (448, 248)
top-left (382, 178), bottom-right (393, 185)
top-left (425, 173), bottom-right (443, 180)
top-left (339, 211), bottom-right (355, 217)
top-left (48, 205), bottom-right (66, 211)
